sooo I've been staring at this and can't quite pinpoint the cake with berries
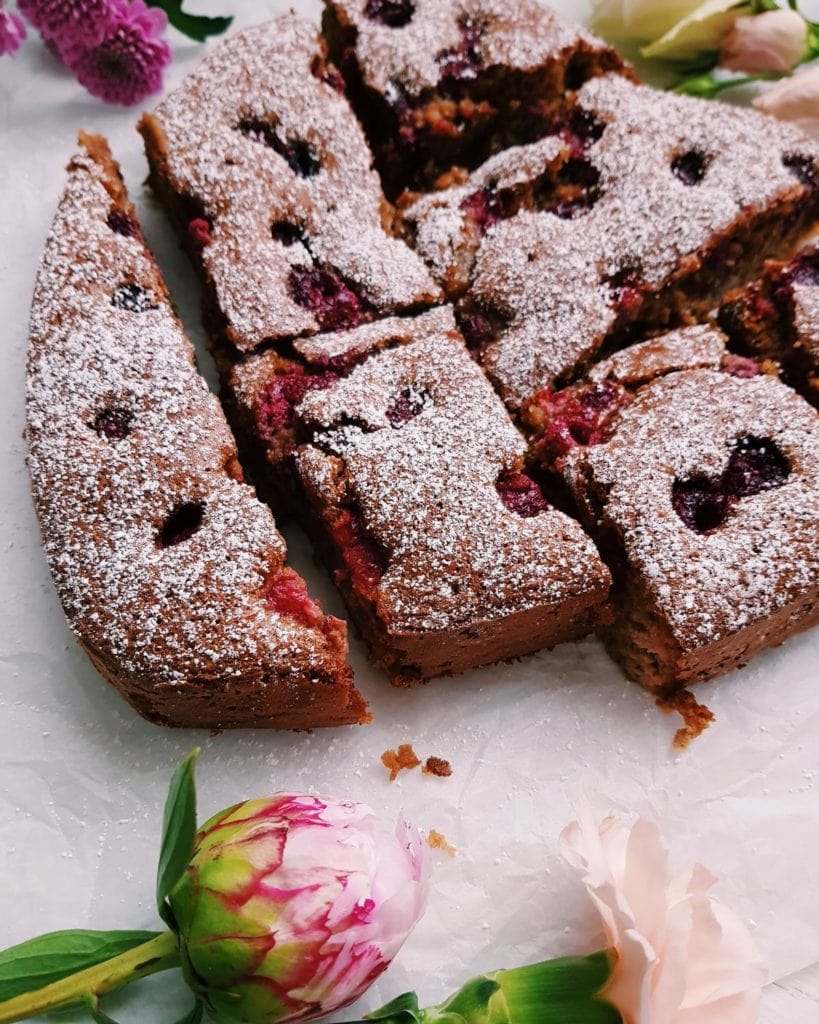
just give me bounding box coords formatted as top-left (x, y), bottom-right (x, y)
top-left (561, 368), bottom-right (819, 692)
top-left (139, 15), bottom-right (440, 358)
top-left (401, 75), bottom-right (819, 409)
top-left (26, 133), bottom-right (369, 730)
top-left (291, 309), bottom-right (611, 684)
top-left (719, 246), bottom-right (819, 408)
top-left (322, 0), bottom-right (629, 197)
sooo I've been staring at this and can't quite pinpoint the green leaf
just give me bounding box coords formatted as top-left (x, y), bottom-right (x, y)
top-left (174, 999), bottom-right (205, 1024)
top-left (0, 930), bottom-right (162, 1003)
top-left (156, 749), bottom-right (200, 929)
top-left (365, 991), bottom-right (423, 1024)
top-left (146, 0), bottom-right (232, 42)
top-left (490, 952), bottom-right (621, 1024)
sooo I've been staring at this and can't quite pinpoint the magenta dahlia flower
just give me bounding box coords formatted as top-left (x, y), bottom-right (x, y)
top-left (16, 0), bottom-right (120, 54)
top-left (0, 6), bottom-right (26, 55)
top-left (66, 0), bottom-right (170, 105)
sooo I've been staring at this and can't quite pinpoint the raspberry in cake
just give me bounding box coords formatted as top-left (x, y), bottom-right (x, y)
top-left (139, 14), bottom-right (440, 357)
top-left (401, 75), bottom-right (819, 408)
top-left (719, 246), bottom-right (819, 408)
top-left (26, 133), bottom-right (369, 731)
top-left (292, 308), bottom-right (612, 684)
top-left (322, 0), bottom-right (629, 197)
top-left (522, 326), bottom-right (737, 474)
top-left (562, 369), bottom-right (819, 692)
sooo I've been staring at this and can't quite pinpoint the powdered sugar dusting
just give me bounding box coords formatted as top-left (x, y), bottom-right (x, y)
top-left (297, 323), bottom-right (609, 633)
top-left (587, 326), bottom-right (726, 384)
top-left (145, 14), bottom-right (439, 354)
top-left (793, 283), bottom-right (819, 363)
top-left (26, 142), bottom-right (354, 709)
top-left (566, 370), bottom-right (819, 648)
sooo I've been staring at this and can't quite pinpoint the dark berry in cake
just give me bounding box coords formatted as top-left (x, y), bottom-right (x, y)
top-left (787, 249), bottom-right (819, 287)
top-left (92, 406), bottom-right (133, 441)
top-left (257, 370), bottom-right (337, 435)
top-left (671, 150), bottom-right (709, 186)
top-left (497, 473), bottom-right (550, 517)
top-left (437, 17), bottom-right (485, 83)
top-left (554, 109), bottom-right (607, 157)
top-left (157, 501), bottom-right (205, 548)
top-left (331, 509), bottom-right (387, 602)
top-left (187, 217), bottom-right (213, 248)
top-left (606, 269), bottom-right (644, 315)
top-left (783, 153), bottom-right (818, 190)
top-left (364, 0), bottom-right (414, 27)
top-left (672, 477), bottom-right (732, 534)
top-left (106, 209), bottom-right (140, 238)
top-left (111, 283), bottom-right (156, 313)
top-left (723, 436), bottom-right (791, 497)
top-left (386, 385), bottom-right (432, 426)
top-left (458, 310), bottom-right (498, 354)
top-left (238, 118), bottom-right (320, 178)
top-left (460, 188), bottom-right (509, 235)
top-left (532, 380), bottom-right (631, 465)
top-left (289, 267), bottom-right (369, 331)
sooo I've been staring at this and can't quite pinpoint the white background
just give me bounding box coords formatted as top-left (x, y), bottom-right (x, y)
top-left (1, 1), bottom-right (819, 1020)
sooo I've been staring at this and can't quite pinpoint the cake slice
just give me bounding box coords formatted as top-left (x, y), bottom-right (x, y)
top-left (139, 14), bottom-right (440, 357)
top-left (719, 246), bottom-right (819, 407)
top-left (562, 367), bottom-right (819, 693)
top-left (26, 133), bottom-right (369, 730)
top-left (322, 0), bottom-right (629, 197)
top-left (401, 75), bottom-right (819, 409)
top-left (290, 309), bottom-right (612, 684)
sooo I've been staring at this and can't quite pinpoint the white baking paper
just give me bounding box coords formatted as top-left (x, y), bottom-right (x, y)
top-left (1, 3), bottom-right (818, 1021)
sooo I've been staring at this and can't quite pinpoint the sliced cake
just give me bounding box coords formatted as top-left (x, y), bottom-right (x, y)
top-left (322, 0), bottom-right (629, 196)
top-left (139, 14), bottom-right (440, 357)
top-left (26, 133), bottom-right (369, 730)
top-left (291, 309), bottom-right (612, 684)
top-left (401, 75), bottom-right (819, 408)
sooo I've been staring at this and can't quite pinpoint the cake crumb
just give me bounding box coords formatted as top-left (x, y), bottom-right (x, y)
top-left (422, 756), bottom-right (453, 777)
top-left (427, 829), bottom-right (456, 857)
top-left (657, 690), bottom-right (716, 749)
top-left (381, 743), bottom-right (421, 781)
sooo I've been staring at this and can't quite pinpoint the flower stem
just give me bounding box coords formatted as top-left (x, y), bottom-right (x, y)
top-left (0, 931), bottom-right (180, 1024)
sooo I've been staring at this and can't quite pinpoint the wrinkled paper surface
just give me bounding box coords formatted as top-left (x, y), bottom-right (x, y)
top-left (1, 2), bottom-right (818, 1020)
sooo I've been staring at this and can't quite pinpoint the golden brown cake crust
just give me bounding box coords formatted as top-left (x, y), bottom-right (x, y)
top-left (25, 134), bottom-right (369, 730)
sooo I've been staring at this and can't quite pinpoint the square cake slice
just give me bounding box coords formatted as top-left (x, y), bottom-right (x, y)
top-left (323, 0), bottom-right (628, 197)
top-left (290, 308), bottom-right (611, 683)
top-left (562, 368), bottom-right (819, 693)
top-left (719, 246), bottom-right (819, 407)
top-left (401, 75), bottom-right (819, 409)
top-left (139, 14), bottom-right (440, 356)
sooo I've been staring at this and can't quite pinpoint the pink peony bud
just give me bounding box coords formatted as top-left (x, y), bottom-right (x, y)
top-left (721, 9), bottom-right (808, 74)
top-left (169, 794), bottom-right (429, 1024)
top-left (0, 6), bottom-right (26, 56)
top-left (561, 806), bottom-right (766, 1024)
top-left (754, 63), bottom-right (819, 139)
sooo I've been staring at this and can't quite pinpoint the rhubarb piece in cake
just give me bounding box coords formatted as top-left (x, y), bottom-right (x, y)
top-left (26, 133), bottom-right (368, 730)
top-left (562, 369), bottom-right (819, 692)
top-left (322, 0), bottom-right (629, 197)
top-left (719, 246), bottom-right (819, 407)
top-left (522, 325), bottom-right (746, 475)
top-left (292, 309), bottom-right (611, 684)
top-left (402, 75), bottom-right (819, 408)
top-left (139, 15), bottom-right (440, 357)
top-left (225, 308), bottom-right (452, 512)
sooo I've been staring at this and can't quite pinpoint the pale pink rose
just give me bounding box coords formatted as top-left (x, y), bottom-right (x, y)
top-left (754, 64), bottom-right (819, 139)
top-left (722, 10), bottom-right (808, 74)
top-left (560, 807), bottom-right (766, 1024)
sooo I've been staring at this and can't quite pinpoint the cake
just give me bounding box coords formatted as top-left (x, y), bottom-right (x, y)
top-left (139, 15), bottom-right (440, 358)
top-left (719, 246), bottom-right (819, 408)
top-left (25, 133), bottom-right (369, 730)
top-left (322, 0), bottom-right (629, 197)
top-left (562, 368), bottom-right (819, 691)
top-left (401, 75), bottom-right (819, 409)
top-left (292, 309), bottom-right (612, 684)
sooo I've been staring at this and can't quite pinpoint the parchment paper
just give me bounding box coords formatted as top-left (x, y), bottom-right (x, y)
top-left (1, 3), bottom-right (818, 1021)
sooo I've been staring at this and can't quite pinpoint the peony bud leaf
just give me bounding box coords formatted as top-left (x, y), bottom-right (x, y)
top-left (145, 0), bottom-right (232, 42)
top-left (156, 749), bottom-right (200, 929)
top-left (0, 930), bottom-right (162, 1003)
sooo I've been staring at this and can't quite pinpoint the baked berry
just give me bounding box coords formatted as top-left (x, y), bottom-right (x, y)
top-left (266, 568), bottom-right (323, 626)
top-left (111, 283), bottom-right (155, 313)
top-left (788, 250), bottom-right (819, 287)
top-left (672, 150), bottom-right (709, 186)
top-left (238, 119), bottom-right (320, 178)
top-left (496, 472), bottom-right (550, 517)
top-left (783, 153), bottom-right (818, 190)
top-left (106, 209), bottom-right (140, 238)
top-left (156, 502), bottom-right (205, 548)
top-left (723, 436), bottom-right (790, 497)
top-left (605, 268), bottom-right (644, 315)
top-left (672, 478), bottom-right (731, 534)
top-left (721, 354), bottom-right (761, 379)
top-left (289, 267), bottom-right (369, 331)
top-left (437, 16), bottom-right (484, 82)
top-left (331, 509), bottom-right (387, 601)
top-left (257, 370), bottom-right (337, 435)
top-left (460, 187), bottom-right (509, 234)
top-left (92, 406), bottom-right (133, 441)
top-left (457, 309), bottom-right (499, 354)
top-left (187, 217), bottom-right (213, 248)
top-left (386, 385), bottom-right (432, 426)
top-left (364, 0), bottom-right (414, 28)
top-left (533, 380), bottom-right (630, 465)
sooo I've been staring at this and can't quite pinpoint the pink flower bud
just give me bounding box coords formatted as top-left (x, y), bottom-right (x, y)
top-left (169, 794), bottom-right (429, 1024)
top-left (754, 64), bottom-right (819, 140)
top-left (721, 9), bottom-right (808, 74)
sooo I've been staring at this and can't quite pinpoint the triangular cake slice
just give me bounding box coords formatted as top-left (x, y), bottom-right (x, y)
top-left (25, 133), bottom-right (369, 730)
